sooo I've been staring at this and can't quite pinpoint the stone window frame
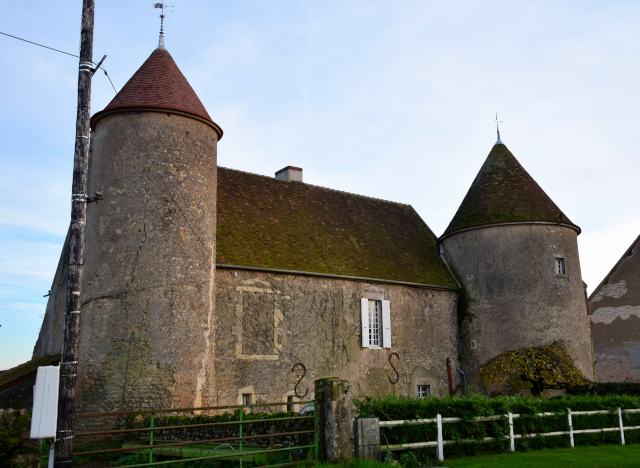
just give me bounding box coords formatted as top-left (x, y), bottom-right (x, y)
top-left (234, 284), bottom-right (286, 360)
top-left (237, 385), bottom-right (255, 406)
top-left (553, 254), bottom-right (567, 276)
top-left (417, 384), bottom-right (431, 398)
top-left (360, 290), bottom-right (392, 349)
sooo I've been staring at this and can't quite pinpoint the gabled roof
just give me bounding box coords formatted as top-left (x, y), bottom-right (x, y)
top-left (588, 234), bottom-right (640, 302)
top-left (216, 168), bottom-right (458, 288)
top-left (91, 48), bottom-right (220, 134)
top-left (442, 143), bottom-right (580, 237)
top-left (0, 354), bottom-right (60, 392)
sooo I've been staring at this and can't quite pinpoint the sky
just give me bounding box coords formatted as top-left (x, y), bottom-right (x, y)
top-left (1, 0), bottom-right (640, 370)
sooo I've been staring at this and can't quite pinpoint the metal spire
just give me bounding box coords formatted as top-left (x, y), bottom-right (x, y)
top-left (495, 113), bottom-right (503, 145)
top-left (154, 3), bottom-right (173, 49)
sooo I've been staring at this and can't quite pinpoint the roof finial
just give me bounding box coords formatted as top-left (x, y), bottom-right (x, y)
top-left (495, 113), bottom-right (503, 145)
top-left (154, 3), bottom-right (173, 50)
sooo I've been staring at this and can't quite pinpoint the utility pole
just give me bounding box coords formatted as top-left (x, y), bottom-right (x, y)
top-left (55, 1), bottom-right (95, 466)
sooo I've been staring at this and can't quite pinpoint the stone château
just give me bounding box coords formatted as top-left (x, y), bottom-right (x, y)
top-left (30, 40), bottom-right (600, 413)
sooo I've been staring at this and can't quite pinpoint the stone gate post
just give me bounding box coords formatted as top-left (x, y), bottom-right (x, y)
top-left (315, 378), bottom-right (355, 463)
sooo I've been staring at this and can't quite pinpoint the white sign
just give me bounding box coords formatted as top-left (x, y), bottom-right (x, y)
top-left (30, 366), bottom-right (59, 440)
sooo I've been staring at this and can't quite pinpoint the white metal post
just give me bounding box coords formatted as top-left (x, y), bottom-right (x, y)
top-left (508, 412), bottom-right (515, 452)
top-left (48, 442), bottom-right (55, 468)
top-left (568, 409), bottom-right (574, 448)
top-left (436, 413), bottom-right (444, 461)
top-left (618, 408), bottom-right (625, 445)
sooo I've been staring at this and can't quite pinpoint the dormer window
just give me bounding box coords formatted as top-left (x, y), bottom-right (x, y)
top-left (556, 257), bottom-right (566, 275)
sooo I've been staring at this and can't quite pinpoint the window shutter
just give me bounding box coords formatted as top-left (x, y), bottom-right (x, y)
top-left (382, 300), bottom-right (391, 348)
top-left (361, 298), bottom-right (369, 348)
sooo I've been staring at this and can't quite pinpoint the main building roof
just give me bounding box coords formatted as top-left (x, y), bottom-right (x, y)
top-left (442, 143), bottom-right (579, 237)
top-left (216, 168), bottom-right (458, 288)
top-left (91, 48), bottom-right (218, 130)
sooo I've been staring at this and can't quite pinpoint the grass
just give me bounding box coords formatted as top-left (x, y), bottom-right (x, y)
top-left (445, 444), bottom-right (640, 468)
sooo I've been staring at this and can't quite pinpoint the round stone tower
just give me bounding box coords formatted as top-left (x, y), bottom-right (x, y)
top-left (440, 140), bottom-right (594, 389)
top-left (76, 44), bottom-right (223, 412)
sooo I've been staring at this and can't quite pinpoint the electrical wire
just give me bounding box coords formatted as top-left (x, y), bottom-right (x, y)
top-left (0, 31), bottom-right (81, 59)
top-left (0, 29), bottom-right (212, 256)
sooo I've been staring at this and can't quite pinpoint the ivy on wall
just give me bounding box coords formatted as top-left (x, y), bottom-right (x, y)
top-left (479, 342), bottom-right (587, 396)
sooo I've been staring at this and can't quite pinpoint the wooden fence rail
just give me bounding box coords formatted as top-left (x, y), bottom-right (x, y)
top-left (378, 408), bottom-right (640, 461)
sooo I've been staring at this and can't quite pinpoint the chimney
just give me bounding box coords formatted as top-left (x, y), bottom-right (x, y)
top-left (275, 166), bottom-right (303, 182)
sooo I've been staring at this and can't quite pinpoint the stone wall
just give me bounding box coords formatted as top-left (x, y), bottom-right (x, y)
top-left (0, 379), bottom-right (35, 410)
top-left (589, 236), bottom-right (640, 382)
top-left (32, 229), bottom-right (69, 359)
top-left (441, 223), bottom-right (595, 388)
top-left (212, 268), bottom-right (460, 405)
top-left (73, 110), bottom-right (219, 414)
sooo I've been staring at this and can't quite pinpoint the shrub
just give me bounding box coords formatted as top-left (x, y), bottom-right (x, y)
top-left (355, 393), bottom-right (640, 462)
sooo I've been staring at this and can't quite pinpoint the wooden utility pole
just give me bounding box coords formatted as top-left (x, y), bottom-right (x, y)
top-left (54, 1), bottom-right (95, 466)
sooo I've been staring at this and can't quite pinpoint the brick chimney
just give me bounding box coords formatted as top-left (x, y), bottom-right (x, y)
top-left (275, 166), bottom-right (303, 182)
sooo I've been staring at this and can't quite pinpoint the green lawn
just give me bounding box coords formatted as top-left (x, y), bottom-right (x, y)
top-left (445, 444), bottom-right (640, 468)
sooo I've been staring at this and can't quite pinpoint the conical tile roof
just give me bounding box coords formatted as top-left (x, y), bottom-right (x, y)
top-left (92, 48), bottom-right (220, 133)
top-left (442, 143), bottom-right (579, 237)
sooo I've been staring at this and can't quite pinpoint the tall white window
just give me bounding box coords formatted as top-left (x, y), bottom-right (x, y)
top-left (369, 300), bottom-right (381, 346)
top-left (361, 298), bottom-right (391, 348)
top-left (556, 258), bottom-right (566, 275)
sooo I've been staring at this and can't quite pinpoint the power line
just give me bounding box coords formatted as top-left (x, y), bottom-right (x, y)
top-left (0, 31), bottom-right (82, 60)
top-left (1, 29), bottom-right (213, 256)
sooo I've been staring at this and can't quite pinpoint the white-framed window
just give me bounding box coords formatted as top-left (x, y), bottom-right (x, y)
top-left (417, 385), bottom-right (430, 398)
top-left (361, 298), bottom-right (391, 348)
top-left (556, 257), bottom-right (566, 275)
top-left (369, 300), bottom-right (381, 346)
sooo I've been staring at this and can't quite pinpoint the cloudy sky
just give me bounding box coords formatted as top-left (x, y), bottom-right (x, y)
top-left (1, 0), bottom-right (640, 370)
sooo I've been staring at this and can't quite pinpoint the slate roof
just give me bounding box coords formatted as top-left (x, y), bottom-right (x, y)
top-left (442, 143), bottom-right (580, 237)
top-left (216, 168), bottom-right (458, 288)
top-left (91, 48), bottom-right (218, 130)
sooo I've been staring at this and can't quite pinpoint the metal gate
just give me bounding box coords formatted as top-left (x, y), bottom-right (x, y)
top-left (44, 400), bottom-right (318, 468)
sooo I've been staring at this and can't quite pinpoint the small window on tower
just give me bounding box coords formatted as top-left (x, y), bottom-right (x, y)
top-left (417, 385), bottom-right (431, 399)
top-left (556, 258), bottom-right (566, 275)
top-left (242, 393), bottom-right (252, 406)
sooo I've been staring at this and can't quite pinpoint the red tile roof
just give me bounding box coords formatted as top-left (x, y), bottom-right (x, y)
top-left (92, 48), bottom-right (218, 129)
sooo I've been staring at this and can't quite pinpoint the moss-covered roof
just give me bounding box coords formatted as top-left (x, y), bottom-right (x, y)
top-left (442, 143), bottom-right (580, 237)
top-left (216, 168), bottom-right (458, 288)
top-left (0, 354), bottom-right (60, 390)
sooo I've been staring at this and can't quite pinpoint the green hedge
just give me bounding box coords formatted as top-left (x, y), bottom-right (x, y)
top-left (355, 394), bottom-right (640, 462)
top-left (568, 382), bottom-right (640, 396)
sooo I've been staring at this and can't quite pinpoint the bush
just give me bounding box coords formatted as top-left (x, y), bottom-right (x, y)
top-left (355, 393), bottom-right (640, 462)
top-left (0, 410), bottom-right (33, 467)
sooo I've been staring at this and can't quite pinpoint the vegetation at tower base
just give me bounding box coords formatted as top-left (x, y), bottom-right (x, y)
top-left (355, 394), bottom-right (640, 462)
top-left (478, 343), bottom-right (587, 397)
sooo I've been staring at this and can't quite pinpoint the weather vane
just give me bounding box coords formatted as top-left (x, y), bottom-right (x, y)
top-left (153, 3), bottom-right (174, 48)
top-left (495, 113), bottom-right (503, 144)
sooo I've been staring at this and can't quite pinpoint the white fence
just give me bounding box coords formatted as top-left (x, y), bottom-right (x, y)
top-left (379, 408), bottom-right (640, 461)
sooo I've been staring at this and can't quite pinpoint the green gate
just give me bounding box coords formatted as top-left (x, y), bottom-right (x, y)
top-left (45, 400), bottom-right (318, 468)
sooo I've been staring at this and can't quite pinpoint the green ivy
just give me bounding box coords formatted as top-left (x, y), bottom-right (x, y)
top-left (479, 342), bottom-right (587, 396)
top-left (0, 412), bottom-right (31, 467)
